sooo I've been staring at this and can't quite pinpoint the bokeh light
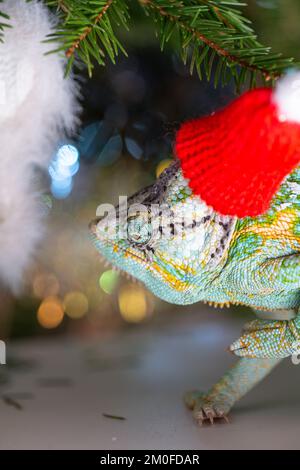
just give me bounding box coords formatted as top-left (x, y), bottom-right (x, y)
top-left (118, 284), bottom-right (147, 323)
top-left (50, 176), bottom-right (73, 199)
top-left (37, 297), bottom-right (64, 329)
top-left (64, 291), bottom-right (89, 319)
top-left (125, 137), bottom-right (143, 159)
top-left (57, 144), bottom-right (79, 166)
top-left (49, 144), bottom-right (80, 199)
top-left (156, 158), bottom-right (173, 177)
top-left (99, 270), bottom-right (119, 294)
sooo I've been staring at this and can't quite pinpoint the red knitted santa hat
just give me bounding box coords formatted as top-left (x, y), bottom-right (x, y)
top-left (175, 72), bottom-right (300, 218)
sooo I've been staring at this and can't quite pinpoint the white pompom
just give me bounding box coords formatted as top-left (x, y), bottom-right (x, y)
top-left (273, 70), bottom-right (300, 124)
top-left (0, 0), bottom-right (80, 291)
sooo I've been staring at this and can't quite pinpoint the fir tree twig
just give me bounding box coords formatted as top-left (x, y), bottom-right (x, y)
top-left (138, 0), bottom-right (298, 88)
top-left (1, 0), bottom-right (298, 89)
top-left (0, 0), bottom-right (11, 43)
top-left (65, 0), bottom-right (114, 58)
top-left (140, 0), bottom-right (278, 80)
top-left (45, 0), bottom-right (130, 76)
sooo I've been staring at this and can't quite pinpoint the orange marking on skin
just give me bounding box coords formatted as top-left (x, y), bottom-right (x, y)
top-left (122, 247), bottom-right (196, 292)
top-left (236, 209), bottom-right (300, 247)
top-left (156, 252), bottom-right (196, 276)
top-left (150, 264), bottom-right (190, 291)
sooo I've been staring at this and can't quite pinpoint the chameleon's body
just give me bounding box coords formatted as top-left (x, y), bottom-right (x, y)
top-left (90, 160), bottom-right (300, 423)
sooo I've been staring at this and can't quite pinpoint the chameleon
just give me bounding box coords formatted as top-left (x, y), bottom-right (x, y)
top-left (89, 158), bottom-right (300, 424)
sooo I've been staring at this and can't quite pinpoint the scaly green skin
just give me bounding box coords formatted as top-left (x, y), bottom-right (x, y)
top-left (90, 160), bottom-right (300, 423)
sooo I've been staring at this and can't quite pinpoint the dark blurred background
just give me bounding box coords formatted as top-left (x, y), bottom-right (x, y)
top-left (2, 0), bottom-right (300, 341)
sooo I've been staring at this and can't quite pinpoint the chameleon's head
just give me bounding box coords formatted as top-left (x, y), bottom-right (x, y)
top-left (90, 161), bottom-right (236, 305)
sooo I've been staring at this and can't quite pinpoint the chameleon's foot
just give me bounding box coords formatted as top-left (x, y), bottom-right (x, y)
top-left (229, 318), bottom-right (300, 358)
top-left (184, 390), bottom-right (230, 425)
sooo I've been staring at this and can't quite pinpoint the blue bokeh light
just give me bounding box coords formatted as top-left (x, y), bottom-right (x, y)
top-left (57, 144), bottom-right (79, 166)
top-left (51, 178), bottom-right (73, 199)
top-left (49, 144), bottom-right (80, 199)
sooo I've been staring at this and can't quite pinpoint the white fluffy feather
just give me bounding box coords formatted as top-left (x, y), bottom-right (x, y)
top-left (0, 0), bottom-right (80, 291)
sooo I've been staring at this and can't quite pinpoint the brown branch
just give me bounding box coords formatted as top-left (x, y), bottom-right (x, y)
top-left (66, 0), bottom-right (113, 58)
top-left (141, 0), bottom-right (281, 81)
top-left (57, 0), bottom-right (70, 14)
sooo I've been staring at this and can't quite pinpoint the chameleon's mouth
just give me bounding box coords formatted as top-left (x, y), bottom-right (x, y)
top-left (90, 217), bottom-right (189, 291)
top-left (89, 215), bottom-right (201, 298)
top-left (89, 218), bottom-right (149, 281)
top-left (90, 218), bottom-right (148, 262)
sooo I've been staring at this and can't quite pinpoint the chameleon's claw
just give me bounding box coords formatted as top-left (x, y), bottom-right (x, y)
top-left (184, 390), bottom-right (231, 425)
top-left (229, 318), bottom-right (300, 358)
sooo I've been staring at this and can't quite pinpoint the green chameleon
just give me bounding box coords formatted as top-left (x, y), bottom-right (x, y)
top-left (90, 159), bottom-right (300, 424)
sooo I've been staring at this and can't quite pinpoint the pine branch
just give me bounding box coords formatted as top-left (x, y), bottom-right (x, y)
top-left (2, 0), bottom-right (298, 89)
top-left (138, 0), bottom-right (298, 88)
top-left (44, 0), bottom-right (130, 76)
top-left (65, 0), bottom-right (114, 58)
top-left (0, 1), bottom-right (11, 43)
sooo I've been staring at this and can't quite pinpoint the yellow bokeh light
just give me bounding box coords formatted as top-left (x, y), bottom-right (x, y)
top-left (63, 291), bottom-right (89, 319)
top-left (118, 284), bottom-right (147, 323)
top-left (33, 273), bottom-right (60, 298)
top-left (156, 159), bottom-right (173, 178)
top-left (37, 297), bottom-right (64, 329)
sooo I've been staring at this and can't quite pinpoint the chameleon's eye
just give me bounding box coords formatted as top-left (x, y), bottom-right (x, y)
top-left (127, 213), bottom-right (153, 246)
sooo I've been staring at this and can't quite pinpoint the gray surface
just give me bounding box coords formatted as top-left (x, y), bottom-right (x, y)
top-left (0, 307), bottom-right (300, 450)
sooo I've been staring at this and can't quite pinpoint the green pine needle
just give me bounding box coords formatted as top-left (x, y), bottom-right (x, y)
top-left (138, 0), bottom-right (299, 88)
top-left (0, 0), bottom-right (11, 43)
top-left (1, 0), bottom-right (299, 88)
top-left (45, 0), bottom-right (130, 77)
